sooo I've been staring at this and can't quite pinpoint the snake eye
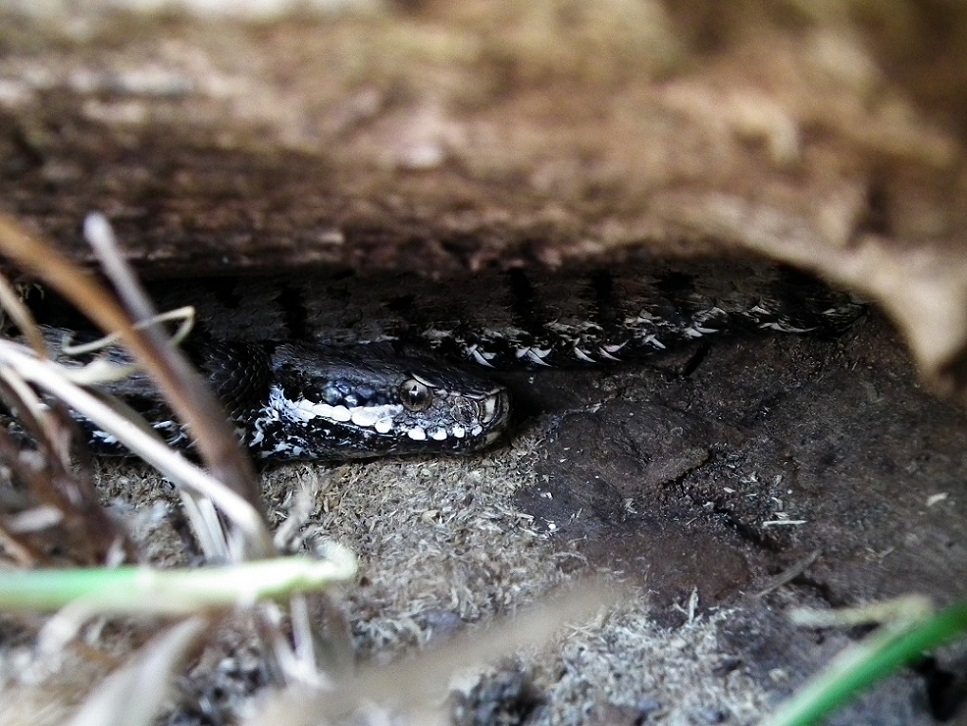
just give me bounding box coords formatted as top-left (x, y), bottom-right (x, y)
top-left (400, 378), bottom-right (432, 412)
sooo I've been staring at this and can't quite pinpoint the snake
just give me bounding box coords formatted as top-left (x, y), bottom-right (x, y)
top-left (28, 260), bottom-right (864, 461)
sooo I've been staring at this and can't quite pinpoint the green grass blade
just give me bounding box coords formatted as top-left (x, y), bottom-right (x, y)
top-left (0, 548), bottom-right (357, 614)
top-left (766, 601), bottom-right (967, 726)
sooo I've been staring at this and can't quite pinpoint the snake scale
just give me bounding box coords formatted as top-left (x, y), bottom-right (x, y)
top-left (30, 260), bottom-right (864, 461)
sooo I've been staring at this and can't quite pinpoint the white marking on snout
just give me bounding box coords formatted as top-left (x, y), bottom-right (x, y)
top-left (326, 404), bottom-right (351, 422)
top-left (351, 407), bottom-right (380, 427)
top-left (374, 419), bottom-right (393, 434)
top-left (407, 427), bottom-right (427, 441)
top-left (290, 400), bottom-right (352, 422)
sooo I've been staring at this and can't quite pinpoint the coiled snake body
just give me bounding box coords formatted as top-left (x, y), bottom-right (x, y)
top-left (38, 261), bottom-right (865, 460)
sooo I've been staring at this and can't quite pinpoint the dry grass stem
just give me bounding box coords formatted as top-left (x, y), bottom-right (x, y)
top-left (0, 213), bottom-right (269, 556)
top-left (0, 339), bottom-right (267, 557)
top-left (64, 618), bottom-right (208, 726)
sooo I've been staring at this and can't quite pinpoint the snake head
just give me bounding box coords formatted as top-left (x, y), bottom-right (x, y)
top-left (246, 343), bottom-right (511, 460)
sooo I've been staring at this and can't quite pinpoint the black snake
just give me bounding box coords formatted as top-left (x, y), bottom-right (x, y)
top-left (29, 260), bottom-right (864, 461)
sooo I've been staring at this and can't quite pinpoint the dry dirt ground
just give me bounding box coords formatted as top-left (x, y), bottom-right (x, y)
top-left (1, 3), bottom-right (967, 725)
